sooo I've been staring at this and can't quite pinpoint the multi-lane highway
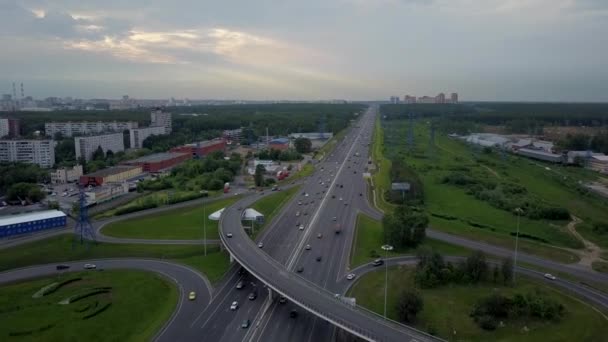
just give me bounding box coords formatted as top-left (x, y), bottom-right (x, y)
top-left (0, 259), bottom-right (212, 342)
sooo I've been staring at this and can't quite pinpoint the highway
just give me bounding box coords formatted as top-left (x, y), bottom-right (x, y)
top-left (0, 259), bottom-right (213, 342)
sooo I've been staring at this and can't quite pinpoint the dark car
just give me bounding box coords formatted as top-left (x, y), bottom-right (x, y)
top-left (359, 193), bottom-right (363, 196)
top-left (290, 310), bottom-right (299, 318)
top-left (372, 259), bottom-right (384, 267)
top-left (296, 266), bottom-right (304, 273)
top-left (56, 264), bottom-right (70, 270)
top-left (248, 292), bottom-right (257, 300)
top-left (316, 256), bottom-right (322, 262)
top-left (279, 297), bottom-right (287, 304)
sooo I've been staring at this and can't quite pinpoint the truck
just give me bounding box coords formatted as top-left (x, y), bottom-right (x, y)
top-left (224, 182), bottom-right (230, 193)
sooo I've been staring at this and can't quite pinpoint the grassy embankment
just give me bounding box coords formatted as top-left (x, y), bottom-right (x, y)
top-left (0, 270), bottom-right (177, 342)
top-left (250, 185), bottom-right (301, 239)
top-left (375, 115), bottom-right (589, 263)
top-left (349, 266), bottom-right (608, 341)
top-left (0, 235), bottom-right (229, 284)
top-left (101, 196), bottom-right (241, 240)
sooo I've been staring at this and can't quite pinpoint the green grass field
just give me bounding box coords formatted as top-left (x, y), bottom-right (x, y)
top-left (0, 270), bottom-right (177, 342)
top-left (0, 234), bottom-right (230, 283)
top-left (370, 115), bottom-right (397, 213)
top-left (349, 266), bottom-right (608, 341)
top-left (350, 213), bottom-right (472, 267)
top-left (101, 196), bottom-right (241, 240)
top-left (374, 115), bottom-right (607, 262)
top-left (250, 186), bottom-right (300, 239)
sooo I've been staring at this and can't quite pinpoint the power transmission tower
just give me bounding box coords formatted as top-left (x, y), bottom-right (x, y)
top-left (73, 188), bottom-right (96, 249)
top-left (318, 114), bottom-right (326, 139)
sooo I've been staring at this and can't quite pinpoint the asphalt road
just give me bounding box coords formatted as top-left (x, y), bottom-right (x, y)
top-left (0, 258), bottom-right (213, 342)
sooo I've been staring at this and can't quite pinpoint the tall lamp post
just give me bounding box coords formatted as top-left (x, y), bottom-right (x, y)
top-left (203, 203), bottom-right (207, 256)
top-left (513, 207), bottom-right (523, 285)
top-left (381, 244), bottom-right (394, 318)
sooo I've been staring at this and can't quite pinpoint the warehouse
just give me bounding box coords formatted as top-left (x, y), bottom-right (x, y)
top-left (268, 138), bottom-right (290, 151)
top-left (516, 148), bottom-right (563, 163)
top-left (79, 165), bottom-right (143, 186)
top-left (0, 210), bottom-right (67, 238)
top-left (123, 152), bottom-right (191, 172)
top-left (170, 138), bottom-right (226, 157)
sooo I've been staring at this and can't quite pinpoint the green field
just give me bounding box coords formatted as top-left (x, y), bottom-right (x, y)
top-left (375, 115), bottom-right (604, 262)
top-left (370, 115), bottom-right (397, 213)
top-left (350, 213), bottom-right (472, 267)
top-left (0, 270), bottom-right (177, 342)
top-left (250, 185), bottom-right (300, 238)
top-left (349, 266), bottom-right (608, 341)
top-left (101, 196), bottom-right (241, 240)
top-left (0, 234), bottom-right (230, 283)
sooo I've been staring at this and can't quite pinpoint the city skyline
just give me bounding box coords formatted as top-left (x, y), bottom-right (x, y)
top-left (0, 1), bottom-right (607, 101)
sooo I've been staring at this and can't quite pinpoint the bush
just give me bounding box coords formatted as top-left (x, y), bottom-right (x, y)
top-left (395, 290), bottom-right (424, 323)
top-left (115, 202), bottom-right (158, 216)
top-left (593, 222), bottom-right (608, 234)
top-left (82, 302), bottom-right (112, 319)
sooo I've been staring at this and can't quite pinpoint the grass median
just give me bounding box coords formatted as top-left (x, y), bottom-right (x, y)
top-left (0, 234), bottom-right (230, 284)
top-left (0, 270), bottom-right (177, 342)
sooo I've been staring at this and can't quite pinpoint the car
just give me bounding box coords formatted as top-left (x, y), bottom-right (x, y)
top-left (226, 232), bottom-right (233, 238)
top-left (304, 212), bottom-right (308, 216)
top-left (359, 193), bottom-right (363, 196)
top-left (346, 273), bottom-right (356, 280)
top-left (230, 301), bottom-right (239, 310)
top-left (372, 259), bottom-right (384, 267)
top-left (298, 201), bottom-right (302, 205)
top-left (56, 264), bottom-right (70, 270)
top-left (296, 211), bottom-right (300, 217)
top-left (317, 233), bottom-right (323, 239)
top-left (331, 195), bottom-right (336, 199)
top-left (248, 292), bottom-right (257, 300)
top-left (296, 266), bottom-right (304, 273)
top-left (189, 291), bottom-right (196, 300)
top-left (544, 273), bottom-right (557, 280)
top-left (258, 242), bottom-right (264, 248)
top-left (83, 263), bottom-right (96, 270)
top-left (354, 171), bottom-right (357, 174)
top-left (290, 310), bottom-right (299, 318)
top-left (340, 184), bottom-right (344, 188)
top-left (344, 202), bottom-right (348, 206)
top-left (296, 222), bottom-right (301, 227)
top-left (238, 267), bottom-right (246, 275)
top-left (305, 244), bottom-right (311, 250)
top-left (279, 297), bottom-right (287, 304)
top-left (241, 319), bottom-right (250, 329)
top-left (299, 225), bottom-right (304, 230)
top-left (332, 216), bottom-right (337, 221)
top-left (339, 197), bottom-right (343, 201)
top-left (316, 256), bottom-right (322, 262)
top-left (236, 281), bottom-right (244, 289)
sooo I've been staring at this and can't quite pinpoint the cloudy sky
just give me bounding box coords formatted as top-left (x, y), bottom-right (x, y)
top-left (0, 0), bottom-right (607, 101)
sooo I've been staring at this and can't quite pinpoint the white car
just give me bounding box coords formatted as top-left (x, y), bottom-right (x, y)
top-left (296, 211), bottom-right (300, 217)
top-left (544, 273), bottom-right (557, 280)
top-left (226, 232), bottom-right (233, 238)
top-left (305, 244), bottom-right (311, 250)
top-left (339, 197), bottom-right (343, 201)
top-left (83, 263), bottom-right (96, 270)
top-left (230, 301), bottom-right (239, 310)
top-left (258, 242), bottom-right (264, 248)
top-left (346, 273), bottom-right (356, 280)
top-left (304, 193), bottom-right (309, 197)
top-left (299, 225), bottom-right (305, 231)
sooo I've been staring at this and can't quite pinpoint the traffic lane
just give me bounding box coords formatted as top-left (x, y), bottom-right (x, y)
top-left (0, 259), bottom-right (212, 342)
top-left (253, 298), bottom-right (327, 342)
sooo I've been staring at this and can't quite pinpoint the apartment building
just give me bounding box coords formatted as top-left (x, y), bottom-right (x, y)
top-left (75, 132), bottom-right (125, 161)
top-left (0, 139), bottom-right (56, 168)
top-left (150, 109), bottom-right (172, 133)
top-left (45, 121), bottom-right (138, 137)
top-left (129, 126), bottom-right (166, 149)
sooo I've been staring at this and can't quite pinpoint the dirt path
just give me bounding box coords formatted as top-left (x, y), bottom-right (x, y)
top-left (564, 216), bottom-right (603, 268)
top-left (481, 165), bottom-right (501, 179)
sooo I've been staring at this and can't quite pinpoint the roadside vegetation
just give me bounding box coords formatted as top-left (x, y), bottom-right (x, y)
top-left (0, 234), bottom-right (229, 283)
top-left (250, 185), bottom-right (301, 239)
top-left (101, 196), bottom-right (242, 240)
top-left (0, 270), bottom-right (176, 342)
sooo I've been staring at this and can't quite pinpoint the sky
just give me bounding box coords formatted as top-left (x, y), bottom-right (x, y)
top-left (0, 0), bottom-right (607, 101)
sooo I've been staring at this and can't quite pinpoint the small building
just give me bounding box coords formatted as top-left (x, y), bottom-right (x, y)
top-left (268, 138), bottom-right (290, 151)
top-left (589, 155), bottom-right (608, 174)
top-left (85, 183), bottom-right (130, 205)
top-left (79, 165), bottom-right (143, 187)
top-left (123, 152), bottom-right (191, 172)
top-left (170, 138), bottom-right (226, 158)
top-left (51, 165), bottom-right (83, 184)
top-left (516, 148), bottom-right (563, 163)
top-left (0, 210), bottom-right (67, 238)
top-left (566, 151), bottom-right (604, 164)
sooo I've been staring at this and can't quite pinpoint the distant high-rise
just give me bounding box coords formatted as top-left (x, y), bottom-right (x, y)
top-left (436, 93), bottom-right (446, 104)
top-left (403, 95), bottom-right (417, 104)
top-left (451, 93), bottom-right (459, 103)
top-left (75, 133), bottom-right (125, 161)
top-left (129, 126), bottom-right (167, 149)
top-left (45, 121), bottom-right (138, 137)
top-left (389, 96), bottom-right (400, 104)
top-left (0, 139), bottom-right (56, 168)
top-left (150, 109), bottom-right (172, 134)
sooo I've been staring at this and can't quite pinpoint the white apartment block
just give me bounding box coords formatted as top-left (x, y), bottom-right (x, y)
top-left (150, 110), bottom-right (172, 133)
top-left (45, 121), bottom-right (138, 137)
top-left (0, 119), bottom-right (8, 138)
top-left (50, 164), bottom-right (83, 183)
top-left (129, 126), bottom-right (167, 149)
top-left (75, 133), bottom-right (125, 161)
top-left (0, 139), bottom-right (56, 168)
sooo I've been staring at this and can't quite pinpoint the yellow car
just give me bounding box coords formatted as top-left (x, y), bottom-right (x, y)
top-left (189, 291), bottom-right (196, 300)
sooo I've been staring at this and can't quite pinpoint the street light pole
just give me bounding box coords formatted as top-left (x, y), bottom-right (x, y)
top-left (203, 203), bottom-right (207, 256)
top-left (513, 207), bottom-right (522, 285)
top-left (381, 244), bottom-right (393, 318)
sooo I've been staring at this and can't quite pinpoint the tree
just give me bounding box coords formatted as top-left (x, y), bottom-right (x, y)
top-left (395, 290), bottom-right (424, 323)
top-left (463, 250), bottom-right (488, 283)
top-left (254, 164), bottom-right (265, 187)
top-left (492, 265), bottom-right (500, 284)
top-left (501, 257), bottom-right (514, 285)
top-left (6, 183), bottom-right (46, 203)
top-left (92, 145), bottom-right (105, 161)
top-left (294, 137), bottom-right (312, 154)
top-left (383, 206), bottom-right (428, 249)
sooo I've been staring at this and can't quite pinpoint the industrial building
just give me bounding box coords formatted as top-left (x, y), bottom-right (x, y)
top-left (223, 128), bottom-right (243, 143)
top-left (123, 152), bottom-right (191, 172)
top-left (44, 121), bottom-right (138, 137)
top-left (516, 148), bottom-right (564, 163)
top-left (0, 139), bottom-right (56, 168)
top-left (129, 126), bottom-right (166, 149)
top-left (171, 138), bottom-right (226, 157)
top-left (268, 138), bottom-right (290, 151)
top-left (0, 210), bottom-right (67, 238)
top-left (51, 164), bottom-right (83, 183)
top-left (85, 183), bottom-right (130, 205)
top-left (79, 165), bottom-right (142, 186)
top-left (590, 155), bottom-right (608, 174)
top-left (75, 132), bottom-right (125, 161)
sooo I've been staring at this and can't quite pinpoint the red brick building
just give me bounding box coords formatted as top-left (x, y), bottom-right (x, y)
top-left (122, 152), bottom-right (191, 172)
top-left (170, 138), bottom-right (226, 157)
top-left (268, 138), bottom-right (290, 151)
